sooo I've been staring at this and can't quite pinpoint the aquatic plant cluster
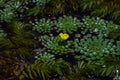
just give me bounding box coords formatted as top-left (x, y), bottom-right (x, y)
top-left (33, 18), bottom-right (54, 33)
top-left (33, 16), bottom-right (120, 61)
top-left (0, 0), bottom-right (120, 80)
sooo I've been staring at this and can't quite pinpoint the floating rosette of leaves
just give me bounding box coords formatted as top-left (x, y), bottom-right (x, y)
top-left (32, 0), bottom-right (51, 6)
top-left (82, 16), bottom-right (119, 36)
top-left (33, 18), bottom-right (54, 34)
top-left (39, 35), bottom-right (73, 55)
top-left (35, 52), bottom-right (55, 62)
top-left (56, 16), bottom-right (81, 33)
top-left (74, 34), bottom-right (116, 61)
top-left (0, 29), bottom-right (6, 39)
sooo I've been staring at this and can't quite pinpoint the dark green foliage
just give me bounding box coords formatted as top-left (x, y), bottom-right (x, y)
top-left (81, 0), bottom-right (120, 23)
top-left (27, 0), bottom-right (81, 16)
top-left (35, 52), bottom-right (55, 62)
top-left (98, 55), bottom-right (120, 78)
top-left (71, 61), bottom-right (100, 80)
top-left (66, 59), bottom-right (119, 80)
top-left (45, 0), bottom-right (80, 15)
top-left (109, 29), bottom-right (120, 40)
top-left (0, 0), bottom-right (5, 6)
top-left (28, 6), bottom-right (42, 16)
top-left (0, 21), bottom-right (36, 58)
top-left (116, 41), bottom-right (120, 55)
top-left (21, 59), bottom-right (71, 80)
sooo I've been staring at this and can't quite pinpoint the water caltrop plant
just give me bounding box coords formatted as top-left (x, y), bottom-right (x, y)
top-left (82, 16), bottom-right (119, 36)
top-left (35, 16), bottom-right (120, 62)
top-left (56, 16), bottom-right (81, 33)
top-left (33, 18), bottom-right (54, 33)
top-left (74, 33), bottom-right (117, 61)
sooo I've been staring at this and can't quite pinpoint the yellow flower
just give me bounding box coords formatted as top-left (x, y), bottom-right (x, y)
top-left (59, 33), bottom-right (69, 40)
